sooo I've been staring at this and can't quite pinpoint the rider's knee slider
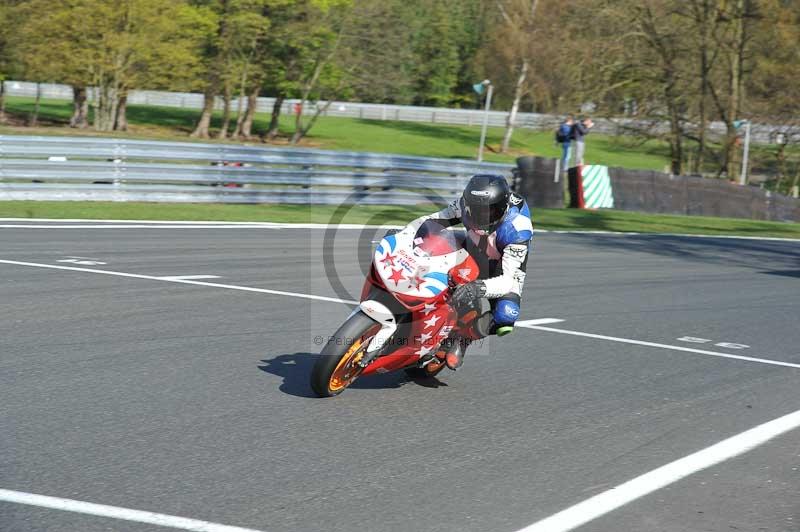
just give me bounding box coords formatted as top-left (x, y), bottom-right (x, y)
top-left (493, 299), bottom-right (520, 328)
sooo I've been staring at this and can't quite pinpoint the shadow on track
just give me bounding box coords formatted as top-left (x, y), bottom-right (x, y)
top-left (258, 352), bottom-right (448, 398)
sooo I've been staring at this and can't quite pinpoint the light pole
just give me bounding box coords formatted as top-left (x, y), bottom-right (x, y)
top-left (476, 80), bottom-right (493, 162)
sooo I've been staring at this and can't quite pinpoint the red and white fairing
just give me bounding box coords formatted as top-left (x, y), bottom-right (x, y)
top-left (357, 225), bottom-right (479, 376)
top-left (372, 230), bottom-right (476, 308)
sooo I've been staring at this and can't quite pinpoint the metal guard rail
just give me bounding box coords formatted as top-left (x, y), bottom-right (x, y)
top-left (0, 135), bottom-right (513, 205)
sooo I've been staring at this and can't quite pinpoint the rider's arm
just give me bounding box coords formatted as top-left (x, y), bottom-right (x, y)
top-left (482, 242), bottom-right (529, 298)
top-left (481, 210), bottom-right (533, 298)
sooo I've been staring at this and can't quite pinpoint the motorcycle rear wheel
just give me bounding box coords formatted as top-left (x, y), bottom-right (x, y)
top-left (310, 311), bottom-right (381, 397)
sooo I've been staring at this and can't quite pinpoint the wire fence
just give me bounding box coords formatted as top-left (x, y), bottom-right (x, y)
top-left (5, 80), bottom-right (798, 144)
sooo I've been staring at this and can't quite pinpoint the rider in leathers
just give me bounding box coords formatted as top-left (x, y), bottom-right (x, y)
top-left (398, 174), bottom-right (533, 370)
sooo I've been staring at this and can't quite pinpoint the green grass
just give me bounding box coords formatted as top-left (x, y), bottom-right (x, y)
top-left (2, 201), bottom-right (799, 239)
top-left (1, 95), bottom-right (672, 171)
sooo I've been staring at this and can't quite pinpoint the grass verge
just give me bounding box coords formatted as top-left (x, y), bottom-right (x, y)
top-left (2, 201), bottom-right (799, 239)
top-left (1, 96), bottom-right (672, 171)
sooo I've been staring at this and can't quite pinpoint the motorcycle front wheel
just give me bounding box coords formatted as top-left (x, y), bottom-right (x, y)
top-left (310, 311), bottom-right (382, 397)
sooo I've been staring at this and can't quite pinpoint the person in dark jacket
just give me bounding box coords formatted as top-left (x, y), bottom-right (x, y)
top-left (571, 117), bottom-right (594, 166)
top-left (557, 115), bottom-right (575, 172)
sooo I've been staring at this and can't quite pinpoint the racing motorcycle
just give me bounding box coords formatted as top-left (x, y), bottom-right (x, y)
top-left (310, 220), bottom-right (479, 397)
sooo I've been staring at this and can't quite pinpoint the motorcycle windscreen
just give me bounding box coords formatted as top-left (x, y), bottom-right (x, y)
top-left (413, 220), bottom-right (460, 257)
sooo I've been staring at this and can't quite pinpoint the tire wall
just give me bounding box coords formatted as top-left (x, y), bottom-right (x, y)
top-left (514, 156), bottom-right (564, 209)
top-left (606, 167), bottom-right (800, 222)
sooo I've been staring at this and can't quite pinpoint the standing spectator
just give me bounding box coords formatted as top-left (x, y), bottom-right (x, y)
top-left (556, 115), bottom-right (574, 172)
top-left (571, 117), bottom-right (594, 166)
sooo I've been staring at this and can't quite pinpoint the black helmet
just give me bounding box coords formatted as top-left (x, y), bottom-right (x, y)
top-left (459, 174), bottom-right (511, 234)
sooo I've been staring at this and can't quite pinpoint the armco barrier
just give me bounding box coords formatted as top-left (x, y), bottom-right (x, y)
top-left (0, 135), bottom-right (512, 205)
top-left (2, 134), bottom-right (797, 220)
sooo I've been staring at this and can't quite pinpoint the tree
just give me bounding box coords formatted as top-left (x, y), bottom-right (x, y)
top-left (286, 0), bottom-right (350, 145)
top-left (335, 0), bottom-right (416, 104)
top-left (13, 0), bottom-right (209, 132)
top-left (491, 0), bottom-right (540, 153)
top-left (0, 1), bottom-right (27, 124)
top-left (253, 0), bottom-right (352, 145)
top-left (190, 0), bottom-right (278, 139)
top-left (631, 1), bottom-right (692, 175)
top-left (703, 0), bottom-right (760, 179)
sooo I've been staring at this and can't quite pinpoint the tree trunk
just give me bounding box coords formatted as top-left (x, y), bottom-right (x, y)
top-left (239, 88), bottom-right (259, 139)
top-left (667, 102), bottom-right (683, 175)
top-left (114, 92), bottom-right (128, 131)
top-left (693, 0), bottom-right (712, 174)
top-left (232, 67), bottom-right (250, 138)
top-left (501, 59), bottom-right (529, 153)
top-left (724, 0), bottom-right (746, 179)
top-left (69, 86), bottom-right (89, 128)
top-left (291, 100), bottom-right (332, 145)
top-left (92, 86), bottom-right (101, 130)
top-left (0, 80), bottom-right (6, 124)
top-left (217, 82), bottom-right (232, 139)
top-left (290, 101), bottom-right (305, 145)
top-left (191, 87), bottom-right (216, 138)
top-left (664, 68), bottom-right (684, 175)
top-left (94, 81), bottom-right (120, 132)
top-left (266, 95), bottom-right (284, 141)
top-left (696, 80), bottom-right (708, 174)
top-left (789, 167), bottom-right (800, 197)
top-left (232, 92), bottom-right (247, 138)
top-left (28, 82), bottom-right (42, 127)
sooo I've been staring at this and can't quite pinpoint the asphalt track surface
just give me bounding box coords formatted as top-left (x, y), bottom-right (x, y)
top-left (2, 221), bottom-right (799, 532)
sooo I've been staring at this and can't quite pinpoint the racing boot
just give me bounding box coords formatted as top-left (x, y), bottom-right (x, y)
top-left (437, 335), bottom-right (472, 370)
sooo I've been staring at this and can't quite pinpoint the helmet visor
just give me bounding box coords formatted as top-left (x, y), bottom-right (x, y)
top-left (462, 201), bottom-right (507, 232)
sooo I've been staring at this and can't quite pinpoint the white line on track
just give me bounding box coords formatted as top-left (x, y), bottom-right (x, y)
top-left (516, 318), bottom-right (565, 326)
top-left (1, 258), bottom-right (796, 369)
top-left (0, 224), bottom-right (285, 229)
top-left (0, 259), bottom-right (357, 305)
top-left (0, 219), bottom-right (398, 230)
top-left (516, 407), bottom-right (800, 532)
top-left (158, 275), bottom-right (221, 281)
top-left (0, 218), bottom-right (289, 225)
top-left (518, 323), bottom-right (800, 370)
top-left (540, 229), bottom-right (800, 243)
top-left (0, 489), bottom-right (266, 532)
top-left (2, 218), bottom-right (799, 241)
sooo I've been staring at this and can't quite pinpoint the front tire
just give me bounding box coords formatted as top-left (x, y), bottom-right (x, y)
top-left (310, 311), bottom-right (381, 397)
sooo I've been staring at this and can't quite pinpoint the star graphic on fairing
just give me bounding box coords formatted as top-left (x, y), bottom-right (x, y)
top-left (388, 268), bottom-right (406, 285)
top-left (421, 303), bottom-right (437, 315)
top-left (380, 253), bottom-right (397, 267)
top-left (408, 275), bottom-right (425, 290)
top-left (418, 331), bottom-right (433, 343)
top-left (423, 314), bottom-right (441, 329)
top-left (415, 345), bottom-right (433, 357)
top-left (458, 267), bottom-right (472, 280)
